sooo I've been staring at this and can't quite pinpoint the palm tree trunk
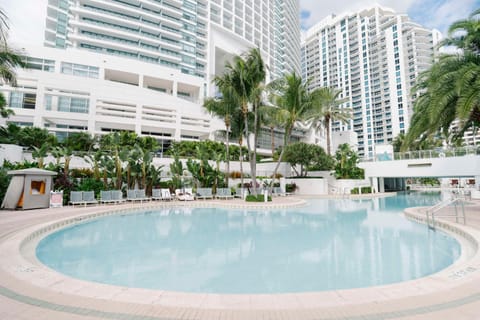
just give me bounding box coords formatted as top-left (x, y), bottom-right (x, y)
top-left (268, 127), bottom-right (292, 194)
top-left (239, 136), bottom-right (244, 191)
top-left (225, 123), bottom-right (230, 187)
top-left (270, 126), bottom-right (275, 155)
top-left (251, 102), bottom-right (258, 196)
top-left (326, 115), bottom-right (331, 156)
top-left (242, 102), bottom-right (256, 195)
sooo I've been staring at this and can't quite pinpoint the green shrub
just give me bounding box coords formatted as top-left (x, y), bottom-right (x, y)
top-left (76, 178), bottom-right (104, 198)
top-left (0, 167), bottom-right (12, 204)
top-left (245, 194), bottom-right (272, 202)
top-left (350, 186), bottom-right (372, 194)
top-left (285, 183), bottom-right (297, 193)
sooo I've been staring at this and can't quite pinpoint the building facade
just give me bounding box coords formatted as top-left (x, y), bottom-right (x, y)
top-left (2, 0), bottom-right (301, 152)
top-left (302, 6), bottom-right (440, 158)
top-left (45, 0), bottom-right (301, 85)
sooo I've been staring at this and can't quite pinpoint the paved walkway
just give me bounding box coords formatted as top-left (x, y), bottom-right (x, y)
top-left (0, 197), bottom-right (479, 319)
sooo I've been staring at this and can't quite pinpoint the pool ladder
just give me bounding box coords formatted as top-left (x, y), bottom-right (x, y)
top-left (425, 196), bottom-right (466, 230)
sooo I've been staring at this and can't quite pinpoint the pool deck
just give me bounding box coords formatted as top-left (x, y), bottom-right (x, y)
top-left (1, 196), bottom-right (480, 319)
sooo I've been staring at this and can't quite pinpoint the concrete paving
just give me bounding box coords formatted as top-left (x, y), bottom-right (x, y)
top-left (0, 196), bottom-right (479, 319)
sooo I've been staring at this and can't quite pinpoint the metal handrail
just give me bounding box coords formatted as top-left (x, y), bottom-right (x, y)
top-left (426, 197), bottom-right (466, 229)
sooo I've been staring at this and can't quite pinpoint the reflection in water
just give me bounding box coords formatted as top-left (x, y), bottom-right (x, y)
top-left (37, 192), bottom-right (460, 293)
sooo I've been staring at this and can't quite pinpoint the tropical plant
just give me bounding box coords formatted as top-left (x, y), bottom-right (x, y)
top-left (207, 70), bottom-right (239, 186)
top-left (333, 143), bottom-right (364, 179)
top-left (63, 132), bottom-right (96, 152)
top-left (32, 144), bottom-right (51, 169)
top-left (404, 9), bottom-right (480, 150)
top-left (266, 72), bottom-right (316, 189)
top-left (283, 142), bottom-right (333, 177)
top-left (259, 105), bottom-right (284, 155)
top-left (221, 48), bottom-right (266, 195)
top-left (308, 87), bottom-right (351, 155)
top-left (0, 9), bottom-right (26, 118)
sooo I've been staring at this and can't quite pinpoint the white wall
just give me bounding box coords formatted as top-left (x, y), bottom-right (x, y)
top-left (286, 178), bottom-right (328, 195)
top-left (360, 155), bottom-right (480, 178)
top-left (0, 144), bottom-right (24, 164)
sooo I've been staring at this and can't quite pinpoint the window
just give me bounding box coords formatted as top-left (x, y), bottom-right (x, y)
top-left (58, 96), bottom-right (89, 113)
top-left (9, 92), bottom-right (36, 109)
top-left (24, 57), bottom-right (55, 72)
top-left (61, 62), bottom-right (99, 78)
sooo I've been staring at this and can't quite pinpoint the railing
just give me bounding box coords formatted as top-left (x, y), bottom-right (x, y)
top-left (426, 194), bottom-right (467, 229)
top-left (362, 146), bottom-right (480, 162)
top-left (393, 146), bottom-right (480, 161)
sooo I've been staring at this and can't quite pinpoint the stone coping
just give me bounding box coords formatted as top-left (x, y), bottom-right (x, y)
top-left (0, 199), bottom-right (480, 318)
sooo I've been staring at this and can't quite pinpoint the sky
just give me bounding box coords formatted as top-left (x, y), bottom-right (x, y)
top-left (0, 0), bottom-right (479, 46)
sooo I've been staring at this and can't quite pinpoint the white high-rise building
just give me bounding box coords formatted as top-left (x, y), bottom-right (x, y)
top-left (45, 0), bottom-right (300, 84)
top-left (302, 6), bottom-right (441, 158)
top-left (1, 0), bottom-right (301, 151)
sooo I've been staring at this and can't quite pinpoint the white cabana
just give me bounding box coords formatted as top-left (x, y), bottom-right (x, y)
top-left (1, 168), bottom-right (57, 210)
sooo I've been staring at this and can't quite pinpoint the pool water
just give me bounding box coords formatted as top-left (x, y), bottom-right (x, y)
top-left (36, 192), bottom-right (461, 294)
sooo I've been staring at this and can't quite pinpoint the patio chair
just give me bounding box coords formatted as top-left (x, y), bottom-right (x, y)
top-left (100, 190), bottom-right (112, 204)
top-left (152, 188), bottom-right (162, 200)
top-left (135, 189), bottom-right (151, 202)
top-left (82, 191), bottom-right (98, 206)
top-left (111, 190), bottom-right (125, 203)
top-left (69, 191), bottom-right (85, 207)
top-left (127, 189), bottom-right (136, 201)
top-left (196, 188), bottom-right (213, 200)
top-left (161, 188), bottom-right (174, 201)
top-left (216, 188), bottom-right (233, 200)
top-left (175, 188), bottom-right (195, 201)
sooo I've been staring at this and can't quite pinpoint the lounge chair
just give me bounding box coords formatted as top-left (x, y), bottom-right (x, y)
top-left (175, 188), bottom-right (195, 201)
top-left (111, 190), bottom-right (126, 203)
top-left (216, 188), bottom-right (233, 200)
top-left (196, 188), bottom-right (213, 200)
top-left (100, 190), bottom-right (112, 204)
top-left (83, 191), bottom-right (98, 205)
top-left (69, 191), bottom-right (84, 206)
top-left (152, 188), bottom-right (162, 200)
top-left (127, 189), bottom-right (151, 203)
top-left (161, 188), bottom-right (174, 201)
top-left (100, 190), bottom-right (125, 204)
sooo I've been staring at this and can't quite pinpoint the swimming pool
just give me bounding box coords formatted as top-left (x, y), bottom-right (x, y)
top-left (36, 192), bottom-right (461, 294)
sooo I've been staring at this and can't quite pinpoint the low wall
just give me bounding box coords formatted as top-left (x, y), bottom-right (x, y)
top-left (334, 179), bottom-right (371, 194)
top-left (286, 178), bottom-right (328, 195)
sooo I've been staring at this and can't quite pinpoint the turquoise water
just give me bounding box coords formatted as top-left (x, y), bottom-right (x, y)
top-left (37, 192), bottom-right (461, 294)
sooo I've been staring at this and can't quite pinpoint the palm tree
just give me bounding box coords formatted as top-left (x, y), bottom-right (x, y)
top-left (404, 9), bottom-right (480, 150)
top-left (267, 72), bottom-right (316, 189)
top-left (404, 52), bottom-right (480, 149)
top-left (309, 87), bottom-right (351, 155)
top-left (259, 105), bottom-right (283, 155)
top-left (204, 76), bottom-right (237, 186)
top-left (222, 48), bottom-right (266, 195)
top-left (0, 9), bottom-right (26, 118)
top-left (442, 8), bottom-right (480, 54)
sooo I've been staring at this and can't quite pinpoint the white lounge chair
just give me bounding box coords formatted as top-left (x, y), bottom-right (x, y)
top-left (161, 188), bottom-right (174, 201)
top-left (175, 188), bottom-right (195, 201)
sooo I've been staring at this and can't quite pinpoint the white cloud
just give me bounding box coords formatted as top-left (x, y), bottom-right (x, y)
top-left (420, 0), bottom-right (477, 35)
top-left (0, 0), bottom-right (48, 46)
